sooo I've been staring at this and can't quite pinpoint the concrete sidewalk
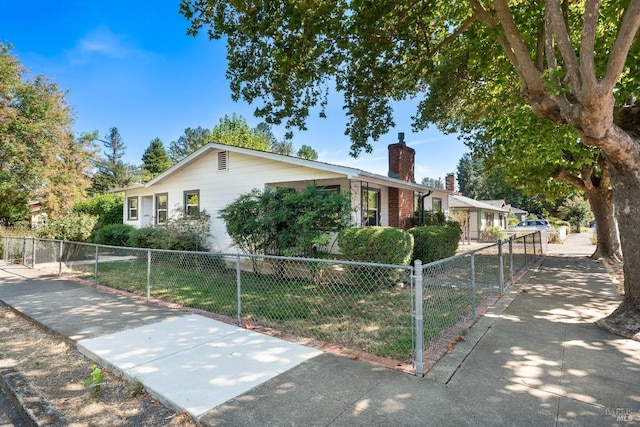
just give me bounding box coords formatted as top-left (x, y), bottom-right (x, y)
top-left (1, 232), bottom-right (640, 426)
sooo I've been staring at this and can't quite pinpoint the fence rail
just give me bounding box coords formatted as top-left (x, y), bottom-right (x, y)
top-left (1, 232), bottom-right (543, 376)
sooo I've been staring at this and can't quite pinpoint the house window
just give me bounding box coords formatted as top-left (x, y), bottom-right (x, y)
top-left (217, 151), bottom-right (228, 171)
top-left (485, 212), bottom-right (495, 225)
top-left (184, 190), bottom-right (200, 217)
top-left (127, 197), bottom-right (138, 220)
top-left (318, 185), bottom-right (340, 194)
top-left (432, 197), bottom-right (442, 212)
top-left (155, 193), bottom-right (168, 225)
top-left (362, 188), bottom-right (380, 226)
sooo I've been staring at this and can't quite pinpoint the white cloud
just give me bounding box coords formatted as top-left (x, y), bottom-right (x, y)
top-left (67, 26), bottom-right (139, 64)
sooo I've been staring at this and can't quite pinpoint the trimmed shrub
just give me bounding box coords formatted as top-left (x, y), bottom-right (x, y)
top-left (409, 223), bottom-right (462, 264)
top-left (337, 227), bottom-right (413, 290)
top-left (338, 227), bottom-right (413, 265)
top-left (94, 224), bottom-right (135, 246)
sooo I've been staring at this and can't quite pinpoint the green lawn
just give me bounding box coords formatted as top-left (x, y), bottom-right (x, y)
top-left (91, 259), bottom-right (491, 361)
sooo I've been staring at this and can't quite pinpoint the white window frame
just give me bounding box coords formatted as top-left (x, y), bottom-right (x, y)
top-left (184, 190), bottom-right (200, 218)
top-left (155, 193), bottom-right (168, 225)
top-left (127, 196), bottom-right (138, 220)
top-left (362, 188), bottom-right (381, 226)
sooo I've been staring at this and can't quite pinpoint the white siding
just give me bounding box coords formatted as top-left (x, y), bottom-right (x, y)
top-left (124, 149), bottom-right (346, 252)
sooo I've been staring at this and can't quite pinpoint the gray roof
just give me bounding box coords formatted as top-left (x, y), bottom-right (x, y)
top-left (120, 142), bottom-right (451, 195)
top-left (449, 194), bottom-right (510, 213)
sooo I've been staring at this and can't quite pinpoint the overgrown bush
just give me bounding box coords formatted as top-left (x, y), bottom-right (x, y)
top-left (126, 209), bottom-right (211, 251)
top-left (73, 194), bottom-right (123, 226)
top-left (94, 224), bottom-right (135, 246)
top-left (409, 223), bottom-right (462, 264)
top-left (338, 227), bottom-right (413, 290)
top-left (127, 227), bottom-right (157, 248)
top-left (479, 226), bottom-right (507, 242)
top-left (73, 194), bottom-right (124, 241)
top-left (220, 186), bottom-right (352, 257)
top-left (34, 212), bottom-right (97, 242)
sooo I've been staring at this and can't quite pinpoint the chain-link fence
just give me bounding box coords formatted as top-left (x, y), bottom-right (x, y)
top-left (414, 232), bottom-right (543, 374)
top-left (2, 232), bottom-right (543, 377)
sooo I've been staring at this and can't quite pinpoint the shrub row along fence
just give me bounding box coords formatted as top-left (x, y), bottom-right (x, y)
top-left (1, 232), bottom-right (543, 376)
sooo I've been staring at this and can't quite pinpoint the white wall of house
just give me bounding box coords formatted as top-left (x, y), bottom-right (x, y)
top-left (124, 148), bottom-right (346, 252)
top-left (123, 145), bottom-right (453, 253)
top-left (449, 209), bottom-right (506, 240)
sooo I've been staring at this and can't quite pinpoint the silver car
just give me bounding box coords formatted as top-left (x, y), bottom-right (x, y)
top-left (514, 219), bottom-right (551, 230)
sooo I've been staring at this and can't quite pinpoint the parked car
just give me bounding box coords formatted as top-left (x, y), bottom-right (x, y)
top-left (510, 219), bottom-right (551, 230)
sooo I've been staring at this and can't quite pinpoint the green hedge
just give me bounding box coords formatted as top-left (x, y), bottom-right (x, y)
top-left (94, 224), bottom-right (135, 246)
top-left (337, 227), bottom-right (414, 290)
top-left (338, 227), bottom-right (414, 265)
top-left (409, 223), bottom-right (462, 264)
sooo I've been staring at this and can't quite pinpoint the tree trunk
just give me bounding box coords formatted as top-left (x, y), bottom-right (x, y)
top-left (585, 186), bottom-right (621, 262)
top-left (596, 160), bottom-right (640, 339)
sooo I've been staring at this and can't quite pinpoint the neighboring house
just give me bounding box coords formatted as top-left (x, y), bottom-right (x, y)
top-left (510, 206), bottom-right (528, 222)
top-left (448, 194), bottom-right (510, 241)
top-left (483, 199), bottom-right (528, 224)
top-left (121, 134), bottom-right (450, 253)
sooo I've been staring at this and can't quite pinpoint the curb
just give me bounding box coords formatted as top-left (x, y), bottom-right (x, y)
top-left (0, 367), bottom-right (66, 427)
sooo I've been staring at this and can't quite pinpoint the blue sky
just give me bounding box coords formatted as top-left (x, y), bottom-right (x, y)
top-left (1, 0), bottom-right (467, 182)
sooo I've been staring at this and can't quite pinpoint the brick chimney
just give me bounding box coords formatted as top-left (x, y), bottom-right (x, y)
top-left (388, 132), bottom-right (416, 229)
top-left (445, 173), bottom-right (455, 192)
top-left (388, 132), bottom-right (415, 183)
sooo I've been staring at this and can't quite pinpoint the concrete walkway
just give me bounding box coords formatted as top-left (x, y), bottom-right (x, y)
top-left (1, 232), bottom-right (639, 426)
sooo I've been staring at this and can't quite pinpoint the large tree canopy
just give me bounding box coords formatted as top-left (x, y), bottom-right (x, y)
top-left (182, 1), bottom-right (640, 336)
top-left (0, 43), bottom-right (96, 224)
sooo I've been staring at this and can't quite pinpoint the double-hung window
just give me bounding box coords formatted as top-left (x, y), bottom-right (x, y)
top-left (155, 193), bottom-right (168, 225)
top-left (432, 197), bottom-right (443, 212)
top-left (184, 190), bottom-right (200, 217)
top-left (362, 188), bottom-right (380, 226)
top-left (127, 197), bottom-right (138, 220)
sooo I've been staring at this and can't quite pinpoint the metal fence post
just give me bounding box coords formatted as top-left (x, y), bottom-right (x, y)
top-left (414, 260), bottom-right (424, 378)
top-left (22, 236), bottom-right (27, 266)
top-left (524, 234), bottom-right (528, 266)
top-left (533, 231), bottom-right (538, 258)
top-left (31, 237), bottom-right (36, 268)
top-left (146, 250), bottom-right (151, 301)
top-left (498, 239), bottom-right (504, 294)
top-left (236, 255), bottom-right (242, 326)
top-left (509, 236), bottom-right (514, 287)
top-left (94, 245), bottom-right (99, 287)
top-left (58, 240), bottom-right (63, 275)
top-left (471, 253), bottom-right (476, 319)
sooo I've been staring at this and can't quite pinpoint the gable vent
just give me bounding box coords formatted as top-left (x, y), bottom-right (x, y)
top-left (217, 151), bottom-right (228, 171)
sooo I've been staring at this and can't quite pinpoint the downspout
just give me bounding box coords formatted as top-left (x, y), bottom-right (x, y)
top-left (419, 191), bottom-right (432, 226)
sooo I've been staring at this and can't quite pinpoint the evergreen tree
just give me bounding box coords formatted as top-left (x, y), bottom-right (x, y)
top-left (297, 145), bottom-right (318, 161)
top-left (141, 138), bottom-right (172, 182)
top-left (103, 127), bottom-right (126, 165)
top-left (89, 127), bottom-right (135, 194)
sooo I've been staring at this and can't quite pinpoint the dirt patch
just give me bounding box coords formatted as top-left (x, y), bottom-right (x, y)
top-left (604, 260), bottom-right (624, 296)
top-left (0, 304), bottom-right (197, 427)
